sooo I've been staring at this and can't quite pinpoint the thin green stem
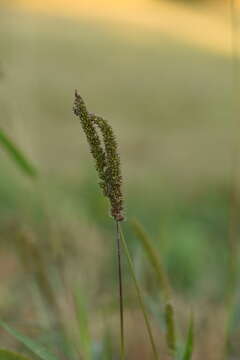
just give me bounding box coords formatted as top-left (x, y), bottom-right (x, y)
top-left (116, 220), bottom-right (125, 360)
top-left (119, 224), bottom-right (159, 360)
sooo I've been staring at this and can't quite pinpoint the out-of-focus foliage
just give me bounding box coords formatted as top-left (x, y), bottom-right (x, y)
top-left (0, 349), bottom-right (32, 360)
top-left (0, 1), bottom-right (238, 359)
top-left (0, 130), bottom-right (37, 178)
top-left (0, 322), bottom-right (58, 360)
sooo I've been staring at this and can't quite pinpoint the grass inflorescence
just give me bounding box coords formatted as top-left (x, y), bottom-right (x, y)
top-left (73, 91), bottom-right (161, 360)
top-left (73, 90), bottom-right (124, 222)
top-left (73, 90), bottom-right (126, 358)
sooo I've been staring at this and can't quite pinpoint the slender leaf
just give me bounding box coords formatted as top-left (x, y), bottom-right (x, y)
top-left (101, 329), bottom-right (114, 360)
top-left (182, 314), bottom-right (194, 360)
top-left (119, 225), bottom-right (160, 360)
top-left (74, 288), bottom-right (92, 360)
top-left (0, 349), bottom-right (32, 360)
top-left (132, 219), bottom-right (177, 355)
top-left (0, 321), bottom-right (58, 360)
top-left (0, 129), bottom-right (37, 178)
top-left (131, 219), bottom-right (171, 302)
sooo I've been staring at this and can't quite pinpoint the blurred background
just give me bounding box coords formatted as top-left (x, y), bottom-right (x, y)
top-left (1, 0), bottom-right (240, 359)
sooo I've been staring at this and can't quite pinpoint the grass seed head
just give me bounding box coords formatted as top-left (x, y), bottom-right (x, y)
top-left (73, 90), bottom-right (124, 221)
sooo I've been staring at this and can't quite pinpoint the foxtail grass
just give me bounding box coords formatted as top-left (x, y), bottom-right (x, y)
top-left (73, 91), bottom-right (160, 359)
top-left (73, 91), bottom-right (125, 358)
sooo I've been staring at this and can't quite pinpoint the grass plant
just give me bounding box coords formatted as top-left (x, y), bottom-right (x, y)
top-left (73, 90), bottom-right (160, 360)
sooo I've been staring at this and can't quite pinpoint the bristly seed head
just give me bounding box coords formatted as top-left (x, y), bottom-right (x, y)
top-left (73, 90), bottom-right (124, 221)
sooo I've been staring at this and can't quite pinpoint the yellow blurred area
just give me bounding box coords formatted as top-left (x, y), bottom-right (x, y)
top-left (15, 0), bottom-right (236, 56)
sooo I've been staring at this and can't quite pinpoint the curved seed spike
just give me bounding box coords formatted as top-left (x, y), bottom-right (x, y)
top-left (73, 91), bottom-right (107, 189)
top-left (89, 113), bottom-right (124, 221)
top-left (73, 91), bottom-right (124, 221)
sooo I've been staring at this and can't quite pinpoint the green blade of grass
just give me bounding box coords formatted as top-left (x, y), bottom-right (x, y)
top-left (0, 349), bottom-right (32, 360)
top-left (131, 219), bottom-right (171, 302)
top-left (182, 314), bottom-right (194, 360)
top-left (101, 328), bottom-right (115, 360)
top-left (0, 321), bottom-right (58, 360)
top-left (0, 129), bottom-right (37, 178)
top-left (131, 219), bottom-right (176, 356)
top-left (119, 224), bottom-right (160, 360)
top-left (73, 288), bottom-right (92, 360)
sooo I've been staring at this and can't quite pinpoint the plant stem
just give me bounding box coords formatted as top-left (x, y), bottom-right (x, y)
top-left (119, 224), bottom-right (159, 360)
top-left (116, 220), bottom-right (125, 359)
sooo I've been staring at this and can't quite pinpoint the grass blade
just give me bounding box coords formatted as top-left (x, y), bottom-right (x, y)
top-left (0, 129), bottom-right (37, 178)
top-left (0, 321), bottom-right (58, 360)
top-left (101, 328), bottom-right (115, 360)
top-left (119, 224), bottom-right (160, 360)
top-left (131, 219), bottom-right (171, 302)
top-left (182, 314), bottom-right (194, 360)
top-left (73, 288), bottom-right (92, 360)
top-left (0, 349), bottom-right (32, 360)
top-left (132, 219), bottom-right (176, 355)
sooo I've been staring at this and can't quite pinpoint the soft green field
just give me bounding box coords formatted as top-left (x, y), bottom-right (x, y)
top-left (0, 5), bottom-right (239, 360)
